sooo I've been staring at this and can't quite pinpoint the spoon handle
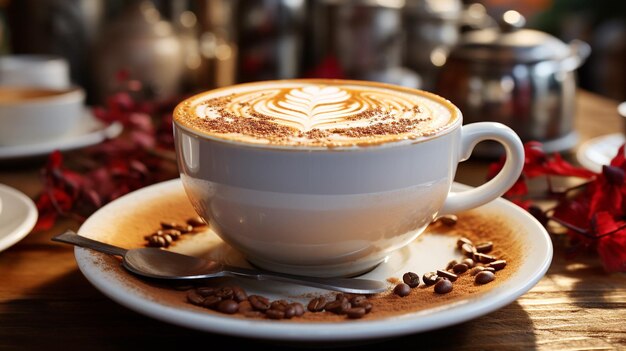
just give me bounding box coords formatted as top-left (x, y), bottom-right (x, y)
top-left (52, 230), bottom-right (128, 257)
top-left (222, 265), bottom-right (389, 294)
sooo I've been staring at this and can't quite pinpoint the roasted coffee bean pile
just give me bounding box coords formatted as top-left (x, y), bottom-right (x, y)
top-left (307, 293), bottom-right (374, 319)
top-left (393, 234), bottom-right (507, 296)
top-left (187, 285), bottom-right (372, 320)
top-left (144, 216), bottom-right (207, 248)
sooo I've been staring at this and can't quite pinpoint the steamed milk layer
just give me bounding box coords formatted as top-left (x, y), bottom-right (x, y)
top-left (174, 80), bottom-right (458, 147)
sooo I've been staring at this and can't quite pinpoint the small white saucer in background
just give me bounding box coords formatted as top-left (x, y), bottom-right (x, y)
top-left (576, 133), bottom-right (625, 173)
top-left (0, 183), bottom-right (37, 253)
top-left (0, 109), bottom-right (123, 160)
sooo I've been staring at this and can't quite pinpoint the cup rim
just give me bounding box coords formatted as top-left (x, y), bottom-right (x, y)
top-left (173, 78), bottom-right (462, 152)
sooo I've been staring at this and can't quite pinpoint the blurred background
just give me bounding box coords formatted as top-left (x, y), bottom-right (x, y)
top-left (0, 0), bottom-right (623, 104)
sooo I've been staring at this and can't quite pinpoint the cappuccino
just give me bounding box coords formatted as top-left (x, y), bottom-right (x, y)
top-left (174, 79), bottom-right (458, 147)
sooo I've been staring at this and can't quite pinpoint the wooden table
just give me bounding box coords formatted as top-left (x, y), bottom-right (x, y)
top-left (1, 90), bottom-right (624, 350)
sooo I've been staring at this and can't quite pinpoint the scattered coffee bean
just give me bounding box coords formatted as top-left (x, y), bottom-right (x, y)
top-left (474, 253), bottom-right (497, 263)
top-left (307, 297), bottom-right (327, 312)
top-left (289, 302), bottom-right (305, 317)
top-left (187, 216), bottom-right (207, 227)
top-left (483, 266), bottom-right (496, 273)
top-left (232, 286), bottom-right (248, 302)
top-left (394, 283), bottom-right (411, 297)
top-left (187, 290), bottom-right (205, 305)
top-left (283, 305), bottom-right (296, 319)
top-left (475, 242), bottom-right (493, 253)
top-left (196, 286), bottom-right (216, 297)
top-left (457, 237), bottom-right (473, 250)
top-left (487, 260), bottom-right (507, 271)
top-left (202, 295), bottom-right (222, 309)
top-left (452, 263), bottom-right (469, 274)
top-left (469, 266), bottom-right (485, 276)
top-left (266, 309), bottom-right (285, 320)
top-left (270, 300), bottom-right (289, 311)
top-left (160, 229), bottom-right (182, 240)
top-left (446, 260), bottom-right (458, 270)
top-left (346, 307), bottom-right (367, 319)
top-left (461, 243), bottom-right (476, 258)
top-left (423, 272), bottom-right (440, 286)
top-left (249, 295), bottom-right (270, 311)
top-left (350, 295), bottom-right (367, 305)
top-left (475, 271), bottom-right (496, 285)
top-left (215, 287), bottom-right (234, 299)
top-left (238, 301), bottom-right (265, 318)
top-left (434, 279), bottom-right (453, 294)
top-left (462, 258), bottom-right (475, 268)
top-left (325, 299), bottom-right (350, 314)
top-left (402, 272), bottom-right (420, 288)
top-left (436, 270), bottom-right (458, 282)
top-left (438, 214), bottom-right (458, 226)
top-left (217, 299), bottom-right (239, 314)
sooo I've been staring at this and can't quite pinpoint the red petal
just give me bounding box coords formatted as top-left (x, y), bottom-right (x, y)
top-left (596, 229), bottom-right (626, 272)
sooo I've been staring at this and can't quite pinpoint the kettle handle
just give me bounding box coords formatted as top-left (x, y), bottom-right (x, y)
top-left (561, 39), bottom-right (591, 72)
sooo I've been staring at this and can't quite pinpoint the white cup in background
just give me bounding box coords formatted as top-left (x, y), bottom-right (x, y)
top-left (0, 55), bottom-right (70, 89)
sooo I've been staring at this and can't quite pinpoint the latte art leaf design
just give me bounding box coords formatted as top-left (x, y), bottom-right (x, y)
top-left (253, 86), bottom-right (368, 131)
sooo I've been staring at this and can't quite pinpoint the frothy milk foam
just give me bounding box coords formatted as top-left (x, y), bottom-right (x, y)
top-left (174, 79), bottom-right (458, 147)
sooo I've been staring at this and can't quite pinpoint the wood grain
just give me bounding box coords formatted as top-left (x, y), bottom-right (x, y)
top-left (1, 90), bottom-right (625, 350)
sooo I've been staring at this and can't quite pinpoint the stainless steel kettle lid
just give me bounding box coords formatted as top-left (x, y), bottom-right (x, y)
top-left (450, 10), bottom-right (571, 63)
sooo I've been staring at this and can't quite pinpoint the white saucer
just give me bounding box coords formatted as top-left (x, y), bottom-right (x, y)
top-left (0, 109), bottom-right (123, 160)
top-left (0, 183), bottom-right (37, 252)
top-left (576, 133), bottom-right (625, 173)
top-left (75, 179), bottom-right (552, 342)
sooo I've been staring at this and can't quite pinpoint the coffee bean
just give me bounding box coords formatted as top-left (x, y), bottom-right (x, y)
top-left (474, 253), bottom-right (497, 263)
top-left (283, 305), bottom-right (296, 319)
top-left (483, 266), bottom-right (496, 273)
top-left (487, 260), bottom-right (507, 271)
top-left (469, 266), bottom-right (485, 276)
top-left (402, 272), bottom-right (420, 288)
top-left (160, 221), bottom-right (178, 229)
top-left (187, 290), bottom-right (205, 305)
top-left (161, 229), bottom-right (182, 240)
top-left (174, 224), bottom-right (194, 233)
top-left (147, 234), bottom-right (169, 248)
top-left (270, 300), bottom-right (289, 311)
top-left (202, 295), bottom-right (222, 309)
top-left (475, 271), bottom-right (496, 285)
top-left (289, 303), bottom-right (305, 316)
top-left (232, 286), bottom-right (248, 302)
top-left (436, 270), bottom-right (458, 282)
top-left (457, 237), bottom-right (473, 250)
top-left (434, 279), bottom-right (453, 294)
top-left (196, 286), bottom-right (216, 297)
top-left (266, 309), bottom-right (285, 320)
top-left (462, 258), bottom-right (475, 268)
top-left (423, 272), bottom-right (440, 286)
top-left (161, 234), bottom-right (174, 245)
top-left (217, 299), bottom-right (239, 314)
top-left (452, 263), bottom-right (469, 274)
top-left (361, 302), bottom-right (373, 314)
top-left (187, 216), bottom-right (207, 227)
top-left (215, 287), bottom-right (234, 299)
top-left (248, 295), bottom-right (270, 311)
top-left (238, 301), bottom-right (265, 318)
top-left (394, 283), bottom-right (411, 297)
top-left (475, 241), bottom-right (493, 253)
top-left (446, 260), bottom-right (458, 270)
top-left (307, 297), bottom-right (327, 312)
top-left (461, 243), bottom-right (476, 258)
top-left (350, 295), bottom-right (367, 305)
top-left (346, 307), bottom-right (367, 319)
top-left (438, 214), bottom-right (458, 226)
top-left (325, 299), bottom-right (350, 314)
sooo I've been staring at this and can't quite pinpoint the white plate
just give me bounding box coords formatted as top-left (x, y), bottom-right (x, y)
top-left (0, 183), bottom-right (38, 252)
top-left (0, 109), bottom-right (123, 160)
top-left (576, 133), bottom-right (625, 173)
top-left (75, 179), bottom-right (552, 342)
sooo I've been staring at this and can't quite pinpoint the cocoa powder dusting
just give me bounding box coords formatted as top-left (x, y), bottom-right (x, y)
top-left (92, 192), bottom-right (525, 323)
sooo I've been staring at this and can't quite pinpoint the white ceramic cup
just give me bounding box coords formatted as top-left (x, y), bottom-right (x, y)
top-left (173, 82), bottom-right (524, 277)
top-left (0, 55), bottom-right (70, 89)
top-left (0, 86), bottom-right (85, 146)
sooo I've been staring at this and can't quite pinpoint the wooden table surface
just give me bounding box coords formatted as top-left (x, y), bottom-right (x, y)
top-left (1, 90), bottom-right (625, 350)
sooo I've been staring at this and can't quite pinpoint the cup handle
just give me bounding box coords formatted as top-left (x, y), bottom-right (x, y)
top-left (440, 122), bottom-right (524, 215)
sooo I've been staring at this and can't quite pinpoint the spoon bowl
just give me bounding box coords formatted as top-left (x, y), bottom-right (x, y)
top-left (53, 230), bottom-right (388, 294)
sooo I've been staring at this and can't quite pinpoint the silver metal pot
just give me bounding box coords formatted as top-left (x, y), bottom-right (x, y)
top-left (435, 11), bottom-right (590, 155)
